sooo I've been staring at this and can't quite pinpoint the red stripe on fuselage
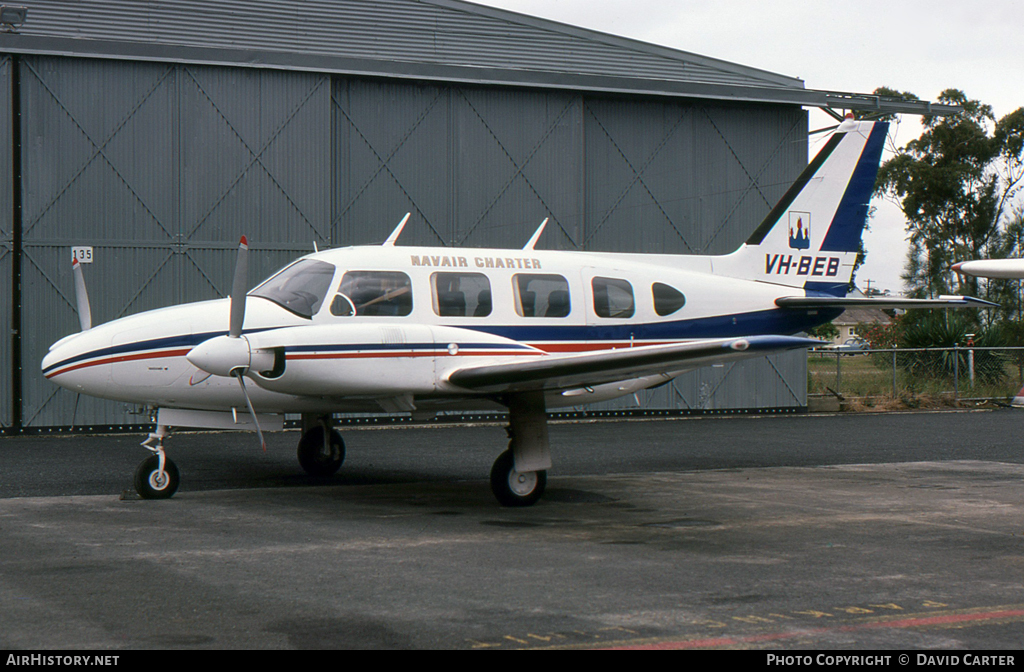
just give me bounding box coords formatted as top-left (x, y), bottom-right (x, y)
top-left (44, 348), bottom-right (193, 379)
top-left (47, 340), bottom-right (675, 379)
top-left (286, 349), bottom-right (539, 361)
top-left (530, 341), bottom-right (672, 353)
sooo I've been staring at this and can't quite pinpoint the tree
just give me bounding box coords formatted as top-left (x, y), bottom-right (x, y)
top-left (875, 90), bottom-right (1024, 323)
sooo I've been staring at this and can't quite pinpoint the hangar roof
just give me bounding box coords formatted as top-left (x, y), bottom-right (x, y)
top-left (0, 0), bottom-right (953, 116)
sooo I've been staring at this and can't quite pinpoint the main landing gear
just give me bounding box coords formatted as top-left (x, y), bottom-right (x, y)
top-left (490, 448), bottom-right (546, 507)
top-left (490, 391), bottom-right (552, 507)
top-left (296, 414), bottom-right (345, 477)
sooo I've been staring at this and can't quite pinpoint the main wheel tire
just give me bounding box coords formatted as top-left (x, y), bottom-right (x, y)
top-left (134, 455), bottom-right (180, 500)
top-left (297, 425), bottom-right (345, 477)
top-left (490, 449), bottom-right (546, 507)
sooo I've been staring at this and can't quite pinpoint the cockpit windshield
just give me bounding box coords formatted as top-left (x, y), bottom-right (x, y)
top-left (249, 259), bottom-right (336, 319)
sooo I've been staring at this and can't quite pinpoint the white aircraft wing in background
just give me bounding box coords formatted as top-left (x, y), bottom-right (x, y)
top-left (953, 259), bottom-right (1024, 280)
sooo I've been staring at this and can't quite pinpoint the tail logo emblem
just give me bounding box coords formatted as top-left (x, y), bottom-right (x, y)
top-left (788, 212), bottom-right (811, 249)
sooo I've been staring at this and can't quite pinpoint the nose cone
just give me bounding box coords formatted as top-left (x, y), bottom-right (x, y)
top-left (41, 330), bottom-right (101, 391)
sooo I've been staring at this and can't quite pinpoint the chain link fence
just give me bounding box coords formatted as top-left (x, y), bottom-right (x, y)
top-left (808, 346), bottom-right (1024, 409)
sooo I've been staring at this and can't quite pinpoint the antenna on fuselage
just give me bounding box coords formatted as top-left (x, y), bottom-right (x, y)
top-left (523, 218), bottom-right (549, 251)
top-left (383, 213), bottom-right (411, 247)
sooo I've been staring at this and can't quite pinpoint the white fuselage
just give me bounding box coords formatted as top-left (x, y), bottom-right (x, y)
top-left (41, 244), bottom-right (826, 415)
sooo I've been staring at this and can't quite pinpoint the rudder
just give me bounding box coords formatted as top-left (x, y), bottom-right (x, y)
top-left (714, 119), bottom-right (889, 294)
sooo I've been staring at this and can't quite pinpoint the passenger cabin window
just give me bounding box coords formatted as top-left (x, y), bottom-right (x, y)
top-left (592, 277), bottom-right (635, 318)
top-left (330, 271), bottom-right (412, 317)
top-left (432, 272), bottom-right (492, 317)
top-left (652, 282), bottom-right (686, 316)
top-left (250, 259), bottom-right (336, 319)
top-left (513, 274), bottom-right (571, 318)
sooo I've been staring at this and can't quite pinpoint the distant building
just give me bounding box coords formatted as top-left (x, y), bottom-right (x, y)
top-left (831, 307), bottom-right (892, 346)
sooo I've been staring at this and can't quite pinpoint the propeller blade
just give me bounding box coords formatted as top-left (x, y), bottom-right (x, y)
top-left (71, 257), bottom-right (92, 331)
top-left (229, 236), bottom-right (249, 339)
top-left (188, 369), bottom-right (213, 386)
top-left (233, 370), bottom-right (266, 452)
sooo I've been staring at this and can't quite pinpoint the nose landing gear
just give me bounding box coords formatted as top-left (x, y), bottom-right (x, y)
top-left (135, 426), bottom-right (179, 499)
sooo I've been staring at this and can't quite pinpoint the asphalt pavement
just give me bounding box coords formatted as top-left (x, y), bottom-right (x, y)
top-left (2, 409), bottom-right (1024, 650)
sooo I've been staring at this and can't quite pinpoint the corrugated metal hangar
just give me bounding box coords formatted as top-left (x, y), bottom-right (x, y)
top-left (0, 0), bottom-right (948, 433)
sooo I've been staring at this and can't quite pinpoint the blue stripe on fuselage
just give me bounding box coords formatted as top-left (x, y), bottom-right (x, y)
top-left (460, 307), bottom-right (843, 342)
top-left (44, 308), bottom-right (839, 376)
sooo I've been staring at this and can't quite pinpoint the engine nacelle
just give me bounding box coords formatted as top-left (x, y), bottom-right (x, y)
top-left (243, 323), bottom-right (540, 397)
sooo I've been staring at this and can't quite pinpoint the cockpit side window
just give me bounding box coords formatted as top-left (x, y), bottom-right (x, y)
top-left (431, 272), bottom-right (492, 317)
top-left (652, 282), bottom-right (686, 316)
top-left (331, 271), bottom-right (413, 317)
top-left (513, 273), bottom-right (571, 318)
top-left (249, 259), bottom-right (336, 319)
top-left (592, 277), bottom-right (635, 318)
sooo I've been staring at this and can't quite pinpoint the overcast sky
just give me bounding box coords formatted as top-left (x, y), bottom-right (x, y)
top-left (470, 0), bottom-right (1024, 294)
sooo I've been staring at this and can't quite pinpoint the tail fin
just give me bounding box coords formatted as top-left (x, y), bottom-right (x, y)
top-left (714, 119), bottom-right (888, 295)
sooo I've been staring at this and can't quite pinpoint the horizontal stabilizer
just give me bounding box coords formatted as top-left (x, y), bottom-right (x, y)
top-left (447, 335), bottom-right (820, 394)
top-left (776, 295), bottom-right (998, 310)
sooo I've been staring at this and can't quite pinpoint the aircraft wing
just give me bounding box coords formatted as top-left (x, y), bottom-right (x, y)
top-left (446, 335), bottom-right (819, 394)
top-left (776, 295), bottom-right (998, 310)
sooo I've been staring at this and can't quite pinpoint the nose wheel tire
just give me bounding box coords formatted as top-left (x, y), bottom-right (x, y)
top-left (490, 449), bottom-right (546, 507)
top-left (297, 425), bottom-right (345, 477)
top-left (134, 455), bottom-right (180, 500)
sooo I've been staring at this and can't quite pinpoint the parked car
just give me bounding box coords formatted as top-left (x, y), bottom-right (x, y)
top-left (812, 337), bottom-right (869, 353)
top-left (838, 337), bottom-right (870, 352)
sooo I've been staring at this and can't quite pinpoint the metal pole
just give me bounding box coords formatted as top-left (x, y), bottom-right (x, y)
top-left (836, 351), bottom-right (841, 395)
top-left (892, 349), bottom-right (897, 398)
top-left (953, 344), bottom-right (959, 402)
top-left (10, 55), bottom-right (22, 433)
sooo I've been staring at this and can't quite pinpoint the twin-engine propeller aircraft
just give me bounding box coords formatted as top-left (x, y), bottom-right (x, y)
top-left (42, 118), bottom-right (993, 506)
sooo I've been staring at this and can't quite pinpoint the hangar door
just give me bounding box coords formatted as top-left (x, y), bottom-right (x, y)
top-left (580, 98), bottom-right (809, 411)
top-left (18, 57), bottom-right (330, 429)
top-left (15, 60), bottom-right (809, 430)
top-left (333, 78), bottom-right (583, 251)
